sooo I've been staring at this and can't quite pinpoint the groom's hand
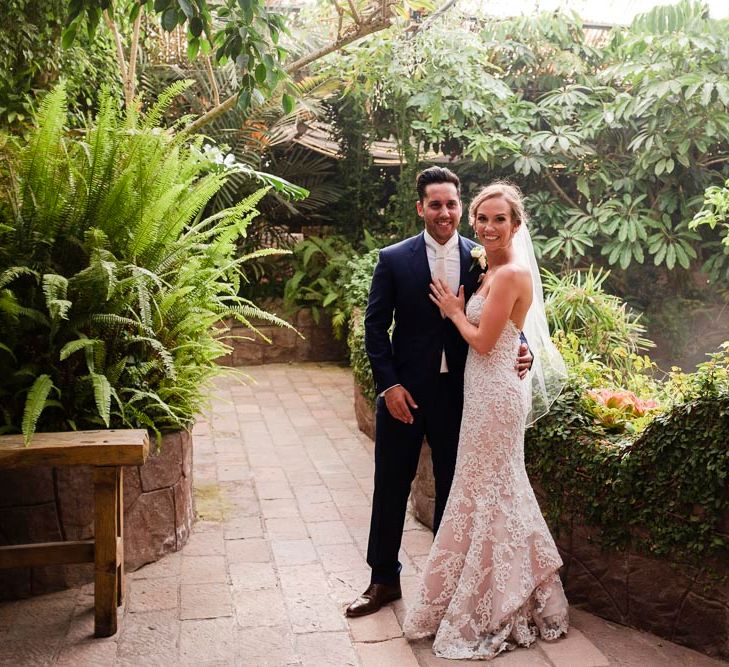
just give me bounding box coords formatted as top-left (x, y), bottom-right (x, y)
top-left (384, 386), bottom-right (418, 424)
top-left (516, 343), bottom-right (533, 380)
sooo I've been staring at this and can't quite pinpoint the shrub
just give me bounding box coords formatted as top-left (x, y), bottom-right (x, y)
top-left (0, 83), bottom-right (293, 443)
top-left (544, 267), bottom-right (655, 372)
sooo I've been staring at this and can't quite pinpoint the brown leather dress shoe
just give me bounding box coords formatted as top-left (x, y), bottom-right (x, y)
top-left (345, 582), bottom-right (402, 617)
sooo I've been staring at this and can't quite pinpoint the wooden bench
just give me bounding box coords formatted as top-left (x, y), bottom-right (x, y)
top-left (0, 429), bottom-right (149, 637)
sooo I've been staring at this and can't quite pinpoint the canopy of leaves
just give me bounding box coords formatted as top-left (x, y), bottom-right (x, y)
top-left (321, 1), bottom-right (729, 284)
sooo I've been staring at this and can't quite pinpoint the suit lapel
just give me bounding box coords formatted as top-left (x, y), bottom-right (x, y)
top-left (409, 232), bottom-right (432, 289)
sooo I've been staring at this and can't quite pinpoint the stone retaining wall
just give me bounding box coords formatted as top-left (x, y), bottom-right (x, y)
top-left (353, 389), bottom-right (729, 660)
top-left (0, 430), bottom-right (194, 601)
top-left (218, 305), bottom-right (347, 366)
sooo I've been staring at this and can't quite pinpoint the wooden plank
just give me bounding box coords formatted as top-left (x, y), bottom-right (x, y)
top-left (116, 467), bottom-right (125, 607)
top-left (0, 541), bottom-right (94, 569)
top-left (0, 429), bottom-right (149, 469)
top-left (94, 466), bottom-right (120, 637)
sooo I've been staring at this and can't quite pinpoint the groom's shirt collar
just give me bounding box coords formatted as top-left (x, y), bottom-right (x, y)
top-left (423, 230), bottom-right (460, 254)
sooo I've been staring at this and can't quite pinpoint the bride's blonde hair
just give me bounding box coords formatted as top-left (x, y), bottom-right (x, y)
top-left (468, 181), bottom-right (528, 229)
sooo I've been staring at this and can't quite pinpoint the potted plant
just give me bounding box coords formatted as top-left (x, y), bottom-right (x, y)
top-left (0, 82), bottom-right (296, 595)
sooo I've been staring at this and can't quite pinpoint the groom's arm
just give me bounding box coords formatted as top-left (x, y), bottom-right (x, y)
top-left (364, 251), bottom-right (399, 395)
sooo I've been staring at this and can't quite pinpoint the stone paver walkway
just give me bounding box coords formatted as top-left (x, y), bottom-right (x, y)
top-left (0, 363), bottom-right (726, 666)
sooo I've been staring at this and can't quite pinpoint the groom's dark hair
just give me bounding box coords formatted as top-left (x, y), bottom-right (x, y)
top-left (416, 166), bottom-right (460, 202)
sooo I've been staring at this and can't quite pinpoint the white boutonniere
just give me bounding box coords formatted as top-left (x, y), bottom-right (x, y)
top-left (470, 246), bottom-right (487, 271)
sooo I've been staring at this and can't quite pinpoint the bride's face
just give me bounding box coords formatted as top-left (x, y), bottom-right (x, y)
top-left (473, 197), bottom-right (518, 252)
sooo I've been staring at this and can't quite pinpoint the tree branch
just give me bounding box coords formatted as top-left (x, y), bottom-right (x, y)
top-left (697, 156), bottom-right (729, 168)
top-left (103, 9), bottom-right (129, 107)
top-left (203, 54), bottom-right (220, 107)
top-left (407, 0), bottom-right (459, 38)
top-left (344, 0), bottom-right (362, 25)
top-left (127, 9), bottom-right (142, 105)
top-left (184, 8), bottom-right (393, 135)
top-left (545, 168), bottom-right (583, 211)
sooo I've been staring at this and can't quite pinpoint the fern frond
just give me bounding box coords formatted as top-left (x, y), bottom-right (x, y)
top-left (90, 372), bottom-right (111, 427)
top-left (22, 374), bottom-right (55, 445)
top-left (59, 338), bottom-right (100, 362)
top-left (142, 80), bottom-right (195, 130)
top-left (0, 266), bottom-right (39, 290)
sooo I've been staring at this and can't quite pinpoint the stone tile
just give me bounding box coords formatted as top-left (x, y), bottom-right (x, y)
top-left (295, 631), bottom-right (359, 667)
top-left (348, 606), bottom-right (403, 642)
top-left (338, 504), bottom-right (372, 528)
top-left (538, 628), bottom-right (609, 666)
top-left (285, 593), bottom-right (347, 634)
top-left (179, 617), bottom-right (237, 664)
top-left (327, 570), bottom-right (370, 608)
top-left (181, 529), bottom-right (226, 556)
top-left (329, 486), bottom-right (370, 508)
top-left (265, 517), bottom-right (309, 539)
top-left (229, 561), bottom-right (278, 590)
top-left (224, 516), bottom-right (263, 540)
top-left (299, 501), bottom-right (341, 523)
top-left (317, 543), bottom-right (368, 574)
top-left (0, 589), bottom-right (77, 629)
top-left (307, 520), bottom-right (353, 546)
top-left (271, 539), bottom-right (318, 567)
top-left (180, 582), bottom-right (234, 619)
top-left (256, 480), bottom-right (294, 500)
top-left (293, 485), bottom-right (333, 504)
top-left (233, 588), bottom-right (288, 628)
top-left (355, 637), bottom-right (419, 666)
top-left (180, 555), bottom-right (228, 584)
top-left (260, 498), bottom-right (300, 519)
top-left (236, 625), bottom-right (299, 666)
top-left (251, 467), bottom-right (287, 483)
top-left (401, 528), bottom-right (434, 557)
top-left (131, 551), bottom-right (182, 579)
top-left (0, 638), bottom-right (62, 665)
top-left (319, 473), bottom-right (358, 490)
top-left (226, 537), bottom-right (271, 563)
top-left (217, 464), bottom-right (251, 482)
top-left (285, 470), bottom-right (322, 486)
top-left (116, 609), bottom-right (181, 665)
top-left (128, 576), bottom-right (179, 613)
top-left (55, 640), bottom-right (119, 666)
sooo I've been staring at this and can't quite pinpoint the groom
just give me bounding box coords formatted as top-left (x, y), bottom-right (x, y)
top-left (346, 166), bottom-right (532, 617)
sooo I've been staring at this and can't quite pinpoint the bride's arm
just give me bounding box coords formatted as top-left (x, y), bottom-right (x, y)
top-left (430, 267), bottom-right (524, 355)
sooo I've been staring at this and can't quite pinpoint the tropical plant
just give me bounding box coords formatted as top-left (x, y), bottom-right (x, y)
top-left (691, 178), bottom-right (729, 282)
top-left (543, 268), bottom-right (654, 371)
top-left (283, 235), bottom-right (360, 336)
top-left (0, 82), bottom-right (296, 443)
top-left (321, 1), bottom-right (729, 291)
top-left (0, 0), bottom-right (121, 130)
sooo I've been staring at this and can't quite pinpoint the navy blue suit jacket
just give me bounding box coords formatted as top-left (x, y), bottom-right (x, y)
top-left (364, 232), bottom-right (483, 402)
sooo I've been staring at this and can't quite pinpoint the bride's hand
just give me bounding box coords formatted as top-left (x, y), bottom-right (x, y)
top-left (429, 280), bottom-right (465, 319)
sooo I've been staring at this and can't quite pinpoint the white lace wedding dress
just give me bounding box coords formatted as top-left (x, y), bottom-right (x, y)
top-left (404, 294), bottom-right (569, 660)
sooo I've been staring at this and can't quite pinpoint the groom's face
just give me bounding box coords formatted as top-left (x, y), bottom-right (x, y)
top-left (417, 182), bottom-right (462, 245)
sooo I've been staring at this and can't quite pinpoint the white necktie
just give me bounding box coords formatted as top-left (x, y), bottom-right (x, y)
top-left (434, 243), bottom-right (451, 372)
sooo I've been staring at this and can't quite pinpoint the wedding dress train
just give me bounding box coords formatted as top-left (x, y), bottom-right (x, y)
top-left (404, 294), bottom-right (569, 660)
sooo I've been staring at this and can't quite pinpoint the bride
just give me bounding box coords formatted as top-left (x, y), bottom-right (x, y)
top-left (403, 182), bottom-right (569, 660)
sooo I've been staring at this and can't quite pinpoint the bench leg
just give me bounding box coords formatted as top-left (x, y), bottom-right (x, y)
top-left (94, 466), bottom-right (121, 637)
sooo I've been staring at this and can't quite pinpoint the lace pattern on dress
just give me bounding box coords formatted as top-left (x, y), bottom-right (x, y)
top-left (403, 294), bottom-right (569, 660)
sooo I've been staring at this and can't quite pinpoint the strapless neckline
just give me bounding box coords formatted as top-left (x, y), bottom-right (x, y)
top-left (468, 293), bottom-right (522, 334)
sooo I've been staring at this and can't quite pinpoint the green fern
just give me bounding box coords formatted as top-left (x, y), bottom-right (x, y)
top-left (1, 82), bottom-right (298, 442)
top-left (21, 374), bottom-right (55, 445)
top-left (90, 373), bottom-right (111, 427)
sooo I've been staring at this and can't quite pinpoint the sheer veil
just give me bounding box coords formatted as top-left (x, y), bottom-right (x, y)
top-left (512, 224), bottom-right (567, 425)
